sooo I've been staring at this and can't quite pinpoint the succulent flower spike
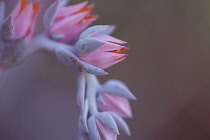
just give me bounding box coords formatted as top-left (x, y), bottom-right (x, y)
top-left (47, 1), bottom-right (97, 43)
top-left (10, 0), bottom-right (41, 41)
top-left (77, 25), bottom-right (128, 69)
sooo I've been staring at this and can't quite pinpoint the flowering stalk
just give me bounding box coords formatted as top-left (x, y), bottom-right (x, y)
top-left (77, 74), bottom-right (135, 140)
top-left (0, 0), bottom-right (136, 139)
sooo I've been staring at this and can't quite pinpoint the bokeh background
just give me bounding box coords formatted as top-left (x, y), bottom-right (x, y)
top-left (1, 0), bottom-right (210, 140)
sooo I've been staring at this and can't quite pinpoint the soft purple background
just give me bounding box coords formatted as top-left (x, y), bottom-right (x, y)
top-left (1, 0), bottom-right (210, 140)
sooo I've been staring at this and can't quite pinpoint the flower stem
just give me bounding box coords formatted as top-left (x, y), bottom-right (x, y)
top-left (85, 73), bottom-right (99, 115)
top-left (26, 32), bottom-right (75, 57)
top-left (77, 72), bottom-right (86, 114)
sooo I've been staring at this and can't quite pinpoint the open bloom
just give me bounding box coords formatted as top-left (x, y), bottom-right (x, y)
top-left (76, 25), bottom-right (128, 69)
top-left (10, 0), bottom-right (41, 41)
top-left (49, 1), bottom-right (97, 43)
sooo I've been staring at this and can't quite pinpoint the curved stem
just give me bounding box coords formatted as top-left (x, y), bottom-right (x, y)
top-left (77, 72), bottom-right (86, 114)
top-left (25, 32), bottom-right (75, 57)
top-left (85, 73), bottom-right (99, 115)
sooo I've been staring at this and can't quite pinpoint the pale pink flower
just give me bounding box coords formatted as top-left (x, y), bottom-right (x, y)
top-left (97, 92), bottom-right (133, 118)
top-left (10, 0), bottom-right (41, 41)
top-left (95, 118), bottom-right (117, 140)
top-left (87, 112), bottom-right (119, 140)
top-left (50, 2), bottom-right (97, 43)
top-left (78, 33), bottom-right (128, 69)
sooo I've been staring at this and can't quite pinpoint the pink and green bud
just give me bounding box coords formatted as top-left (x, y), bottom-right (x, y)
top-left (10, 0), bottom-right (41, 41)
top-left (77, 25), bottom-right (128, 69)
top-left (87, 113), bottom-right (118, 140)
top-left (97, 80), bottom-right (136, 118)
top-left (48, 1), bottom-right (97, 43)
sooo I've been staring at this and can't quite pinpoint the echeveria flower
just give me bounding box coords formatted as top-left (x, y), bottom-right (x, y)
top-left (76, 25), bottom-right (128, 69)
top-left (49, 1), bottom-right (97, 43)
top-left (10, 0), bottom-right (41, 41)
top-left (97, 79), bottom-right (136, 118)
top-left (97, 93), bottom-right (133, 118)
top-left (87, 112), bottom-right (119, 140)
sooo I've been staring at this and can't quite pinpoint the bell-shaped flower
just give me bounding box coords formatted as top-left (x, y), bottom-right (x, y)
top-left (76, 25), bottom-right (128, 69)
top-left (97, 79), bottom-right (136, 118)
top-left (10, 0), bottom-right (41, 41)
top-left (46, 1), bottom-right (97, 43)
top-left (87, 112), bottom-right (119, 140)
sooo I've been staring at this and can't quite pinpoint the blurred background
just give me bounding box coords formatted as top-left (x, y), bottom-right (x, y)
top-left (1, 0), bottom-right (210, 139)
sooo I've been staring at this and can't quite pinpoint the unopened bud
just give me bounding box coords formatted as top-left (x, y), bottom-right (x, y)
top-left (75, 38), bottom-right (104, 56)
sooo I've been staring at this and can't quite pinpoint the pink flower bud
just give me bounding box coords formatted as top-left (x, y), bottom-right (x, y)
top-left (97, 93), bottom-right (133, 118)
top-left (49, 2), bottom-right (97, 43)
top-left (10, 0), bottom-right (41, 41)
top-left (88, 114), bottom-right (118, 140)
top-left (78, 26), bottom-right (128, 69)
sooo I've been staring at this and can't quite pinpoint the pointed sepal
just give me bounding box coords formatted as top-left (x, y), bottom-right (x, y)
top-left (79, 25), bottom-right (109, 39)
top-left (100, 25), bottom-right (116, 35)
top-left (55, 48), bottom-right (88, 72)
top-left (75, 38), bottom-right (104, 56)
top-left (88, 116), bottom-right (101, 140)
top-left (108, 112), bottom-right (131, 136)
top-left (96, 112), bottom-right (119, 135)
top-left (60, 0), bottom-right (71, 7)
top-left (83, 62), bottom-right (108, 75)
top-left (101, 79), bottom-right (136, 100)
top-left (1, 16), bottom-right (13, 41)
top-left (43, 0), bottom-right (59, 29)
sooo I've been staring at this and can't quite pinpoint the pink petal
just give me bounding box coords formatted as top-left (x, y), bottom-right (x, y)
top-left (97, 93), bottom-right (133, 118)
top-left (80, 50), bottom-right (125, 68)
top-left (26, 3), bottom-right (41, 41)
top-left (91, 34), bottom-right (127, 44)
top-left (50, 11), bottom-right (90, 43)
top-left (97, 42), bottom-right (126, 52)
top-left (96, 118), bottom-right (117, 140)
top-left (10, 0), bottom-right (23, 21)
top-left (13, 3), bottom-right (33, 38)
top-left (94, 57), bottom-right (126, 69)
top-left (55, 2), bottom-right (88, 21)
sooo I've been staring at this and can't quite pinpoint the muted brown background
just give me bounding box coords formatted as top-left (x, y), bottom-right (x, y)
top-left (1, 0), bottom-right (210, 140)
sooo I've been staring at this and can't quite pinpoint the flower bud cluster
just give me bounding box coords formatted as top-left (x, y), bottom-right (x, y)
top-left (0, 1), bottom-right (136, 139)
top-left (77, 74), bottom-right (136, 140)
